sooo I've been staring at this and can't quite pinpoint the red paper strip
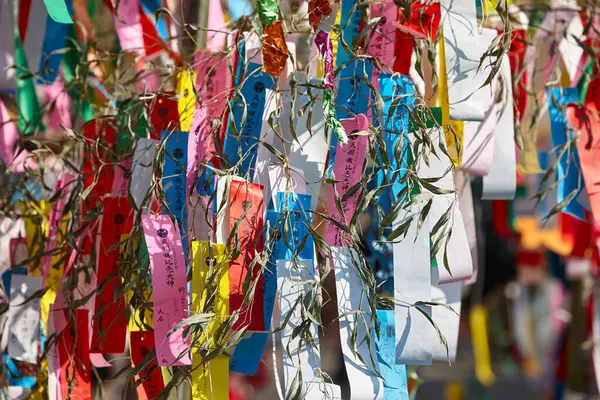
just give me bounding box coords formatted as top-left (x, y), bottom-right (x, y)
top-left (90, 197), bottom-right (133, 353)
top-left (130, 330), bottom-right (165, 398)
top-left (393, 30), bottom-right (413, 75)
top-left (59, 309), bottom-right (91, 400)
top-left (228, 180), bottom-right (265, 331)
top-left (507, 29), bottom-right (528, 122)
top-left (393, 2), bottom-right (441, 40)
top-left (149, 94), bottom-right (179, 139)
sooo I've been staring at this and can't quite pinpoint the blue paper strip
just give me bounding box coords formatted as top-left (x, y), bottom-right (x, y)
top-left (376, 309), bottom-right (409, 400)
top-left (547, 88), bottom-right (587, 220)
top-left (39, 0), bottom-right (72, 83)
top-left (223, 62), bottom-right (275, 179)
top-left (230, 207), bottom-right (283, 374)
top-left (161, 130), bottom-right (188, 249)
top-left (375, 73), bottom-right (415, 214)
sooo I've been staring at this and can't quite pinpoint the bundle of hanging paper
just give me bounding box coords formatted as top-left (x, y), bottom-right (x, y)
top-left (0, 0), bottom-right (598, 398)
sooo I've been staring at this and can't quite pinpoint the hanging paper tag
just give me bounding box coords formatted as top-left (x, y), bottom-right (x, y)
top-left (331, 247), bottom-right (384, 399)
top-left (482, 55), bottom-right (517, 200)
top-left (191, 241), bottom-right (229, 400)
top-left (142, 215), bottom-right (192, 366)
top-left (335, 0), bottom-right (361, 68)
top-left (227, 180), bottom-right (266, 331)
top-left (7, 275), bottom-right (42, 363)
top-left (567, 100), bottom-right (600, 226)
top-left (470, 305), bottom-right (495, 386)
top-left (430, 273), bottom-right (462, 362)
top-left (461, 30), bottom-right (500, 175)
top-left (59, 309), bottom-right (91, 400)
top-left (149, 95), bottom-right (179, 139)
top-left (177, 71), bottom-right (197, 131)
top-left (376, 73), bottom-right (415, 213)
top-left (439, 0), bottom-right (487, 121)
top-left (90, 197), bottom-right (132, 353)
top-left (113, 0), bottom-right (145, 54)
top-left (393, 2), bottom-right (441, 40)
top-left (161, 130), bottom-right (188, 242)
top-left (223, 63), bottom-right (275, 178)
top-left (131, 138), bottom-right (158, 211)
top-left (367, 0), bottom-right (398, 74)
top-left (456, 173), bottom-right (479, 286)
top-left (289, 77), bottom-right (330, 210)
top-left (393, 206), bottom-right (433, 365)
top-left (376, 309), bottom-right (409, 399)
top-left (547, 88), bottom-right (586, 220)
top-left (324, 114), bottom-right (369, 246)
top-left (558, 15), bottom-right (584, 81)
top-left (130, 330), bottom-right (165, 398)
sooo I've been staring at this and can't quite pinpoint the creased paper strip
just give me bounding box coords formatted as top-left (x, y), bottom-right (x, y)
top-left (439, 0), bottom-right (486, 121)
top-left (482, 54), bottom-right (517, 200)
top-left (394, 205), bottom-right (433, 365)
top-left (131, 138), bottom-right (157, 211)
top-left (332, 247), bottom-right (384, 399)
top-left (7, 275), bottom-right (42, 363)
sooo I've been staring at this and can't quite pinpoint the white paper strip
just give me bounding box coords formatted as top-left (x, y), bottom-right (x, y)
top-left (7, 275), bottom-right (42, 363)
top-left (482, 54), bottom-right (517, 200)
top-left (430, 268), bottom-right (462, 362)
top-left (559, 14), bottom-right (584, 81)
top-left (440, 0), bottom-right (486, 121)
top-left (460, 28), bottom-right (500, 175)
top-left (253, 87), bottom-right (280, 202)
top-left (277, 259), bottom-right (335, 399)
top-left (456, 172), bottom-right (479, 286)
top-left (289, 79), bottom-right (329, 210)
top-left (130, 138), bottom-right (158, 210)
top-left (417, 129), bottom-right (473, 283)
top-left (394, 205), bottom-right (433, 365)
top-left (331, 247), bottom-right (384, 399)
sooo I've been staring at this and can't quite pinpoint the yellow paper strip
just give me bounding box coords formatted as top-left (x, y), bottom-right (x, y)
top-left (191, 241), bottom-right (229, 400)
top-left (177, 71), bottom-right (197, 131)
top-left (438, 33), bottom-right (464, 165)
top-left (470, 305), bottom-right (495, 387)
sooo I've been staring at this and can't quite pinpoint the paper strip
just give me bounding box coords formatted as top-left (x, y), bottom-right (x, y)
top-left (58, 309), bottom-right (91, 400)
top-left (325, 114), bottom-right (369, 246)
top-left (131, 138), bottom-right (158, 211)
top-left (482, 54), bottom-right (517, 200)
top-left (142, 215), bottom-right (191, 366)
top-left (227, 179), bottom-right (266, 331)
top-left (394, 205), bottom-right (433, 365)
top-left (223, 63), bottom-right (276, 178)
top-left (440, 0), bottom-right (487, 121)
top-left (430, 270), bottom-right (462, 362)
top-left (191, 241), bottom-right (228, 400)
top-left (43, 0), bottom-right (73, 24)
top-left (376, 309), bottom-right (409, 399)
top-left (113, 0), bottom-right (144, 54)
top-left (7, 275), bottom-right (42, 363)
top-left (161, 130), bottom-right (188, 243)
top-left (332, 247), bottom-right (384, 399)
top-left (547, 88), bottom-right (586, 220)
top-left (130, 330), bottom-right (165, 398)
top-left (90, 197), bottom-right (132, 354)
top-left (177, 71), bottom-right (197, 131)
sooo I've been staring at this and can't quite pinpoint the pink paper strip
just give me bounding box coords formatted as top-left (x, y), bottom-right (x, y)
top-left (112, 159), bottom-right (133, 197)
top-left (42, 174), bottom-right (74, 285)
top-left (207, 0), bottom-right (228, 52)
top-left (113, 0), bottom-right (144, 54)
top-left (0, 97), bottom-right (36, 172)
top-left (142, 215), bottom-right (192, 366)
top-left (324, 114), bottom-right (369, 247)
top-left (195, 50), bottom-right (231, 116)
top-left (45, 76), bottom-right (72, 133)
top-left (187, 108), bottom-right (210, 197)
top-left (367, 0), bottom-right (397, 72)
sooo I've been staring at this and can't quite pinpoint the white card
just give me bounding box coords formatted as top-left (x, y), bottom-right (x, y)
top-left (430, 270), bottom-right (462, 363)
top-left (8, 275), bottom-right (42, 363)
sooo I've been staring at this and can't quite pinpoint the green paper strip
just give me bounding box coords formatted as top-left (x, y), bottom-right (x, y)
top-left (258, 0), bottom-right (279, 27)
top-left (44, 0), bottom-right (73, 24)
top-left (323, 88), bottom-right (348, 144)
top-left (14, 35), bottom-right (44, 135)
